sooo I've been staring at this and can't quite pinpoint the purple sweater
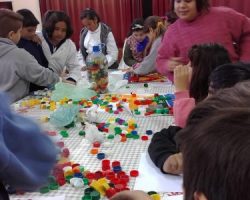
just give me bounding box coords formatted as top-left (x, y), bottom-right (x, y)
top-left (156, 7), bottom-right (250, 81)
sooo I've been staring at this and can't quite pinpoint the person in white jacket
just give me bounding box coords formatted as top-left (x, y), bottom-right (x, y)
top-left (79, 8), bottom-right (119, 69)
top-left (40, 11), bottom-right (82, 84)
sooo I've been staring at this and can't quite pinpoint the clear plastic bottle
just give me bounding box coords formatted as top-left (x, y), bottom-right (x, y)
top-left (86, 45), bottom-right (109, 93)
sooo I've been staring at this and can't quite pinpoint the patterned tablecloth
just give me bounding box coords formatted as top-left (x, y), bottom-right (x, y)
top-left (10, 82), bottom-right (177, 200)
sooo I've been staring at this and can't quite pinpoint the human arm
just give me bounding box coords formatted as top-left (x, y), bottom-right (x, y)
top-left (225, 8), bottom-right (250, 61)
top-left (111, 190), bottom-right (152, 200)
top-left (133, 37), bottom-right (161, 75)
top-left (156, 27), bottom-right (184, 81)
top-left (0, 92), bottom-right (57, 191)
top-left (148, 126), bottom-right (182, 173)
top-left (123, 42), bottom-right (137, 67)
top-left (173, 65), bottom-right (194, 128)
top-left (64, 40), bottom-right (82, 82)
top-left (16, 49), bottom-right (59, 86)
top-left (106, 32), bottom-right (119, 67)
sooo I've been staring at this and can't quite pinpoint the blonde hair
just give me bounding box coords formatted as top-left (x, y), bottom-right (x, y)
top-left (143, 16), bottom-right (166, 38)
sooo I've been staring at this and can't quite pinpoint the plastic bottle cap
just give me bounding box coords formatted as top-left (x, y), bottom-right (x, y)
top-left (146, 130), bottom-right (153, 135)
top-left (141, 136), bottom-right (149, 141)
top-left (112, 161), bottom-right (120, 167)
top-left (97, 153), bottom-right (105, 160)
top-left (93, 141), bottom-right (101, 148)
top-left (93, 45), bottom-right (100, 52)
top-left (130, 170), bottom-right (139, 177)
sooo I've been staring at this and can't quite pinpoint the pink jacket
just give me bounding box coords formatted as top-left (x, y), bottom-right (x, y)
top-left (156, 7), bottom-right (250, 82)
top-left (173, 90), bottom-right (195, 128)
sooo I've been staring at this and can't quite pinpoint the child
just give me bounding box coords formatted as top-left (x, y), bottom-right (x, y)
top-left (149, 68), bottom-right (250, 175)
top-left (123, 18), bottom-right (148, 67)
top-left (132, 16), bottom-right (166, 75)
top-left (0, 9), bottom-right (60, 102)
top-left (178, 107), bottom-right (250, 200)
top-left (156, 0), bottom-right (250, 81)
top-left (80, 8), bottom-right (118, 69)
top-left (112, 81), bottom-right (250, 200)
top-left (174, 43), bottom-right (231, 128)
top-left (40, 10), bottom-right (81, 84)
top-left (0, 91), bottom-right (57, 199)
top-left (16, 9), bottom-right (49, 92)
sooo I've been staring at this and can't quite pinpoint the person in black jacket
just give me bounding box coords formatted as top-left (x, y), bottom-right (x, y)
top-left (148, 79), bottom-right (250, 175)
top-left (16, 9), bottom-right (49, 92)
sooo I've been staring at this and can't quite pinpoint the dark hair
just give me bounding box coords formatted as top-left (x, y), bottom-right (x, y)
top-left (171, 0), bottom-right (210, 13)
top-left (209, 62), bottom-right (250, 94)
top-left (180, 108), bottom-right (250, 200)
top-left (127, 18), bottom-right (144, 37)
top-left (188, 43), bottom-right (231, 103)
top-left (165, 11), bottom-right (178, 24)
top-left (16, 9), bottom-right (39, 27)
top-left (143, 16), bottom-right (165, 38)
top-left (185, 80), bottom-right (250, 126)
top-left (80, 8), bottom-right (100, 23)
top-left (0, 8), bottom-right (23, 38)
top-left (42, 10), bottom-right (73, 39)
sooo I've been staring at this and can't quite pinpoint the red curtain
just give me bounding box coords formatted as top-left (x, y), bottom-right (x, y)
top-left (152, 0), bottom-right (250, 18)
top-left (210, 0), bottom-right (250, 18)
top-left (152, 0), bottom-right (172, 16)
top-left (39, 0), bottom-right (143, 49)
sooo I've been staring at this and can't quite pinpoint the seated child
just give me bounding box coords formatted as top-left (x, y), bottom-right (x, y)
top-left (0, 9), bottom-right (60, 102)
top-left (16, 9), bottom-right (49, 92)
top-left (132, 16), bottom-right (166, 75)
top-left (40, 10), bottom-right (82, 84)
top-left (174, 43), bottom-right (231, 128)
top-left (123, 18), bottom-right (148, 67)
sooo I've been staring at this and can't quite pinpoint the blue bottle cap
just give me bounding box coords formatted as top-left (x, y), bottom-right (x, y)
top-left (93, 45), bottom-right (100, 52)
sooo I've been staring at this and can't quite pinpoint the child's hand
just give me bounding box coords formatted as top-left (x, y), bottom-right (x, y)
top-left (174, 65), bottom-right (192, 92)
top-left (32, 34), bottom-right (42, 45)
top-left (163, 153), bottom-right (183, 175)
top-left (62, 78), bottom-right (76, 85)
top-left (111, 190), bottom-right (152, 200)
top-left (168, 57), bottom-right (183, 72)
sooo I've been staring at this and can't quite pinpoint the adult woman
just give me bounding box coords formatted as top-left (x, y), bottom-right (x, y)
top-left (79, 8), bottom-right (118, 69)
top-left (156, 0), bottom-right (250, 81)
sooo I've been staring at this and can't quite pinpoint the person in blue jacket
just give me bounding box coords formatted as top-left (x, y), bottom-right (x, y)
top-left (0, 92), bottom-right (57, 199)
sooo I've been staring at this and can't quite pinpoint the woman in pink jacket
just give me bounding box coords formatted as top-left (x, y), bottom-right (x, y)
top-left (156, 0), bottom-right (250, 82)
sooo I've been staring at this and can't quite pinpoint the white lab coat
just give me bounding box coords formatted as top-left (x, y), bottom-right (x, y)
top-left (39, 33), bottom-right (82, 82)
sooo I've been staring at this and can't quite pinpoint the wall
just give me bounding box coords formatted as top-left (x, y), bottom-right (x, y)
top-left (0, 0), bottom-right (42, 30)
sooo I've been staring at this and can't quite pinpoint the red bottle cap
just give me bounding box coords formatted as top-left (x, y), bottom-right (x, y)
top-left (130, 170), bottom-right (139, 177)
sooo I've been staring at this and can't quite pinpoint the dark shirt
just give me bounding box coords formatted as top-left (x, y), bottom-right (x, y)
top-left (0, 182), bottom-right (9, 200)
top-left (17, 38), bottom-right (49, 92)
top-left (148, 126), bottom-right (182, 173)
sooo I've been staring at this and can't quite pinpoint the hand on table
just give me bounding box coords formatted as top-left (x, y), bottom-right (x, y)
top-left (163, 153), bottom-right (183, 175)
top-left (111, 190), bottom-right (152, 200)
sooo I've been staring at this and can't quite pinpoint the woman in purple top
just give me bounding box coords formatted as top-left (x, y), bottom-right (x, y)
top-left (156, 0), bottom-right (250, 81)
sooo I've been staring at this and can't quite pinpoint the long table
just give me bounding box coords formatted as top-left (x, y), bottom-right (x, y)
top-left (10, 82), bottom-right (175, 200)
